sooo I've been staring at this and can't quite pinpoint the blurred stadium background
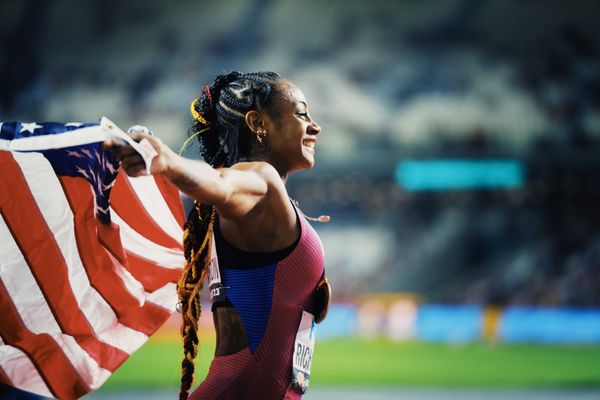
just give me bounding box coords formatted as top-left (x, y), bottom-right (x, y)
top-left (2, 0), bottom-right (600, 399)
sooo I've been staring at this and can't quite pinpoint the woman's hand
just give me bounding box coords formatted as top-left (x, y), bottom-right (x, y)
top-left (103, 131), bottom-right (177, 177)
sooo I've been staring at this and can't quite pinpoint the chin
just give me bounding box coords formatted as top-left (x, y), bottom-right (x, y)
top-left (303, 156), bottom-right (315, 170)
top-left (290, 158), bottom-right (314, 173)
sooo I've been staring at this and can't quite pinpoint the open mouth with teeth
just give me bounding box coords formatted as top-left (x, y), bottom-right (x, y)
top-left (303, 140), bottom-right (315, 151)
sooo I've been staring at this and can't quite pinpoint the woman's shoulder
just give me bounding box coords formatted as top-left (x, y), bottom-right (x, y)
top-left (226, 161), bottom-right (294, 222)
top-left (229, 161), bottom-right (284, 188)
top-left (230, 160), bottom-right (276, 174)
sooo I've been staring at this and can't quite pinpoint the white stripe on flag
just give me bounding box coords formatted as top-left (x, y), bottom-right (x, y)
top-left (13, 152), bottom-right (147, 354)
top-left (146, 282), bottom-right (179, 312)
top-left (0, 345), bottom-right (54, 398)
top-left (0, 125), bottom-right (110, 151)
top-left (0, 213), bottom-right (61, 335)
top-left (113, 260), bottom-right (146, 306)
top-left (0, 117), bottom-right (133, 153)
top-left (111, 247), bottom-right (175, 311)
top-left (128, 175), bottom-right (183, 243)
top-left (49, 333), bottom-right (112, 391)
top-left (111, 208), bottom-right (185, 269)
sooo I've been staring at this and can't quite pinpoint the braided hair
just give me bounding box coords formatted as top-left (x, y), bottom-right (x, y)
top-left (178, 71), bottom-right (282, 399)
top-left (191, 70), bottom-right (282, 168)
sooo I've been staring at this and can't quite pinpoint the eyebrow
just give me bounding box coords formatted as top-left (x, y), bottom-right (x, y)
top-left (294, 101), bottom-right (308, 108)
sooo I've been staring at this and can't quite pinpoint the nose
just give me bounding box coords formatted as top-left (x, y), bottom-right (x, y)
top-left (308, 119), bottom-right (321, 135)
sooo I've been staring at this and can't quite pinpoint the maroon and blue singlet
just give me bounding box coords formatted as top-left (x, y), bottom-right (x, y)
top-left (189, 208), bottom-right (325, 400)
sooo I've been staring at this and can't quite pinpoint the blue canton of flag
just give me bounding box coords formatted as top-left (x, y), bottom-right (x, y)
top-left (0, 121), bottom-right (120, 224)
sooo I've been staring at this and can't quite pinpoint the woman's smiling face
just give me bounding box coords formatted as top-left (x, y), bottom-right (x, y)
top-left (262, 81), bottom-right (322, 175)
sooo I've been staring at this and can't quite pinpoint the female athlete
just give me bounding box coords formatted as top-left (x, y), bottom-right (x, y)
top-left (104, 71), bottom-right (331, 400)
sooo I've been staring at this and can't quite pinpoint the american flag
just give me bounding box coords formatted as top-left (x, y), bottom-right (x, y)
top-left (0, 119), bottom-right (185, 399)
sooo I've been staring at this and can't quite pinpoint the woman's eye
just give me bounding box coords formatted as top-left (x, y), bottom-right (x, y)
top-left (297, 112), bottom-right (309, 119)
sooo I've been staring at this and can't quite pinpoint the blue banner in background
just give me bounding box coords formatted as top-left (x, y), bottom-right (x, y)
top-left (499, 307), bottom-right (600, 344)
top-left (316, 303), bottom-right (600, 344)
top-left (395, 159), bottom-right (525, 191)
top-left (416, 305), bottom-right (483, 342)
top-left (317, 304), bottom-right (358, 339)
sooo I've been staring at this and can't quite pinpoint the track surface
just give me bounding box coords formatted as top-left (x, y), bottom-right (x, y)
top-left (85, 388), bottom-right (600, 400)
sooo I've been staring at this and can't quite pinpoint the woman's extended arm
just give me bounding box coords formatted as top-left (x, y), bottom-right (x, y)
top-left (103, 132), bottom-right (282, 220)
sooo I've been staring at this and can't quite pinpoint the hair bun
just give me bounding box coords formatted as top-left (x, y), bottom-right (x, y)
top-left (212, 71), bottom-right (243, 93)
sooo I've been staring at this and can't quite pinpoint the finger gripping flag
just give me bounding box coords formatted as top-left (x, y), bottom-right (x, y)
top-left (0, 118), bottom-right (185, 399)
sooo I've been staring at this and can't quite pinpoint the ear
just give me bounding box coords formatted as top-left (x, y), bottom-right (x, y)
top-left (244, 110), bottom-right (264, 134)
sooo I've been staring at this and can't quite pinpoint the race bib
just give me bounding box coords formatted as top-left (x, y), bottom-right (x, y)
top-left (291, 311), bottom-right (316, 394)
top-left (208, 233), bottom-right (227, 304)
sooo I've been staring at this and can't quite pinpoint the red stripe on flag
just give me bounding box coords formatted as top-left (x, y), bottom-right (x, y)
top-left (59, 176), bottom-right (171, 335)
top-left (126, 251), bottom-right (182, 293)
top-left (111, 172), bottom-right (182, 249)
top-left (154, 174), bottom-right (186, 227)
top-left (0, 152), bottom-right (128, 372)
top-left (0, 280), bottom-right (88, 400)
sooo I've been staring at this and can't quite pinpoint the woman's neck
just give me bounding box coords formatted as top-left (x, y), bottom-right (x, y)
top-left (246, 154), bottom-right (289, 183)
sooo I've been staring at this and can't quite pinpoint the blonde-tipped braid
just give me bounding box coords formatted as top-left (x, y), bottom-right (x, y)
top-left (177, 202), bottom-right (216, 400)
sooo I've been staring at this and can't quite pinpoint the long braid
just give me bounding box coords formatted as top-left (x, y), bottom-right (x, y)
top-left (178, 202), bottom-right (214, 400)
top-left (177, 71), bottom-right (282, 399)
